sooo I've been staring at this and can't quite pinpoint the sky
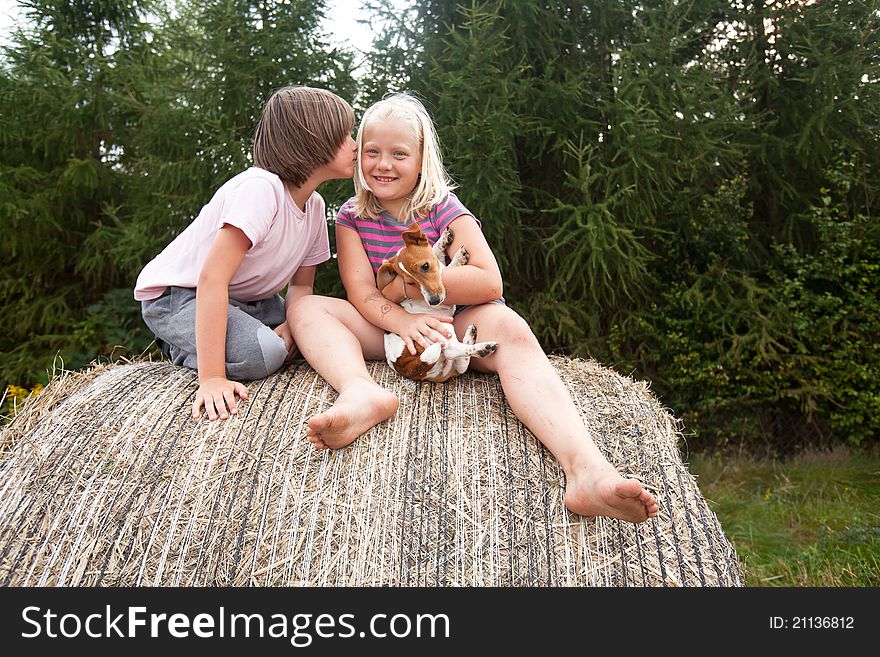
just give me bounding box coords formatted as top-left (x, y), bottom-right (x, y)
top-left (0, 0), bottom-right (19, 43)
top-left (0, 0), bottom-right (380, 51)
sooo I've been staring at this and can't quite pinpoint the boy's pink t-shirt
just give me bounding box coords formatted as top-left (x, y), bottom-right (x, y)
top-left (134, 167), bottom-right (330, 302)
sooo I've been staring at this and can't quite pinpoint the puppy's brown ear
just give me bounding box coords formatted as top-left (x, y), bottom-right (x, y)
top-left (402, 221), bottom-right (428, 246)
top-left (377, 260), bottom-right (398, 290)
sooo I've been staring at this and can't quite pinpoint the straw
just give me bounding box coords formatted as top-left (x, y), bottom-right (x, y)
top-left (0, 357), bottom-right (744, 586)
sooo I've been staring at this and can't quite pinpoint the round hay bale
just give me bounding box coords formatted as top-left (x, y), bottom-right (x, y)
top-left (0, 357), bottom-right (744, 586)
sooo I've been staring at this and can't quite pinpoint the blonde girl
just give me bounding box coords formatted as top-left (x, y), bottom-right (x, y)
top-left (289, 93), bottom-right (659, 523)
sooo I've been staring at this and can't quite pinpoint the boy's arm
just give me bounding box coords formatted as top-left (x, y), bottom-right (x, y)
top-left (275, 265), bottom-right (317, 359)
top-left (285, 264), bottom-right (317, 307)
top-left (336, 226), bottom-right (453, 354)
top-left (194, 224), bottom-right (250, 421)
top-left (438, 214), bottom-right (504, 305)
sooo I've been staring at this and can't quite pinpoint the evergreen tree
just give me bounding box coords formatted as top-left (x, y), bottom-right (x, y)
top-left (95, 0), bottom-right (358, 296)
top-left (722, 0), bottom-right (880, 244)
top-left (372, 0), bottom-right (746, 349)
top-left (0, 0), bottom-right (357, 390)
top-left (0, 0), bottom-right (159, 387)
top-left (366, 0), bottom-right (880, 448)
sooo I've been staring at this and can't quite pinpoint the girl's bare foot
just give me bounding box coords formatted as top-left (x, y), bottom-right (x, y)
top-left (564, 465), bottom-right (659, 523)
top-left (306, 378), bottom-right (398, 450)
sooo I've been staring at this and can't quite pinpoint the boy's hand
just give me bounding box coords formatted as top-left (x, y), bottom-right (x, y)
top-left (273, 322), bottom-right (299, 362)
top-left (395, 313), bottom-right (455, 356)
top-left (193, 377), bottom-right (249, 421)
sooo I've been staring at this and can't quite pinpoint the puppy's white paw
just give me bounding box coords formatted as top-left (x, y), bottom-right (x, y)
top-left (464, 324), bottom-right (477, 344)
top-left (449, 245), bottom-right (469, 267)
top-left (436, 228), bottom-right (454, 251)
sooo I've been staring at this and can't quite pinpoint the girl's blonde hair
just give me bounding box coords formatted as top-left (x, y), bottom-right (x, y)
top-left (354, 92), bottom-right (455, 221)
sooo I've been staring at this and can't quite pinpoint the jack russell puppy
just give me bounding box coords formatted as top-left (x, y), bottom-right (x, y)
top-left (377, 222), bottom-right (498, 382)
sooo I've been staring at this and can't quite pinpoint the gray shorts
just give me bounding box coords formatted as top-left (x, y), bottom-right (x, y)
top-left (453, 297), bottom-right (507, 317)
top-left (141, 286), bottom-right (289, 381)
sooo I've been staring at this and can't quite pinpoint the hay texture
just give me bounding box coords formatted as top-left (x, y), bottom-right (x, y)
top-left (0, 357), bottom-right (743, 587)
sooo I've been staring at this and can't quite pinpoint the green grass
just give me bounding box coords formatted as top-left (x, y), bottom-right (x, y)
top-left (686, 446), bottom-right (880, 587)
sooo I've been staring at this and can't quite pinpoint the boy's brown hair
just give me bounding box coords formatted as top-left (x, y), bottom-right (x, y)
top-left (253, 86), bottom-right (355, 187)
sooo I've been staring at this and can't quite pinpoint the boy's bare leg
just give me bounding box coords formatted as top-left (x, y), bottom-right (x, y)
top-left (458, 305), bottom-right (660, 523)
top-left (288, 296), bottom-right (398, 450)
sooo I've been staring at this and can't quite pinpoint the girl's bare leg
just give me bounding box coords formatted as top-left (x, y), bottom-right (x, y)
top-left (457, 304), bottom-right (659, 523)
top-left (288, 295), bottom-right (398, 449)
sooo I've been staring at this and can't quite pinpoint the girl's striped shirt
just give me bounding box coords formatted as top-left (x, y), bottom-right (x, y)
top-left (335, 192), bottom-right (478, 274)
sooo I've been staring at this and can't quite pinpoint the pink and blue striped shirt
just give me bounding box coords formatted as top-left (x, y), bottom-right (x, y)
top-left (335, 192), bottom-right (478, 273)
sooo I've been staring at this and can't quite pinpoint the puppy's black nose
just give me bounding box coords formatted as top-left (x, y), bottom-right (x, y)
top-left (428, 294), bottom-right (442, 306)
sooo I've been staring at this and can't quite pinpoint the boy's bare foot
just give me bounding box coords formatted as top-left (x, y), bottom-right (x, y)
top-left (564, 465), bottom-right (659, 523)
top-left (306, 378), bottom-right (398, 450)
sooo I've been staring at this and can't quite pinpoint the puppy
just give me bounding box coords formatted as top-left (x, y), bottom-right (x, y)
top-left (377, 222), bottom-right (497, 383)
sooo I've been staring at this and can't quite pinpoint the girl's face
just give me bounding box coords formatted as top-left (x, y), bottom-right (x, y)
top-left (360, 120), bottom-right (421, 209)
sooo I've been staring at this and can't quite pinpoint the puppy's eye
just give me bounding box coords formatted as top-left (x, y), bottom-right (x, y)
top-left (420, 263), bottom-right (430, 272)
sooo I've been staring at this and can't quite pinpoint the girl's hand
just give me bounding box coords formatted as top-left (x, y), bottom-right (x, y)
top-left (193, 377), bottom-right (249, 421)
top-left (395, 313), bottom-right (455, 356)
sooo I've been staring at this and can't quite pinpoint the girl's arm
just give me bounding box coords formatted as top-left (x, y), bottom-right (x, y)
top-left (194, 224), bottom-right (250, 421)
top-left (377, 215), bottom-right (503, 306)
top-left (438, 214), bottom-right (504, 305)
top-left (336, 225), bottom-right (453, 354)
